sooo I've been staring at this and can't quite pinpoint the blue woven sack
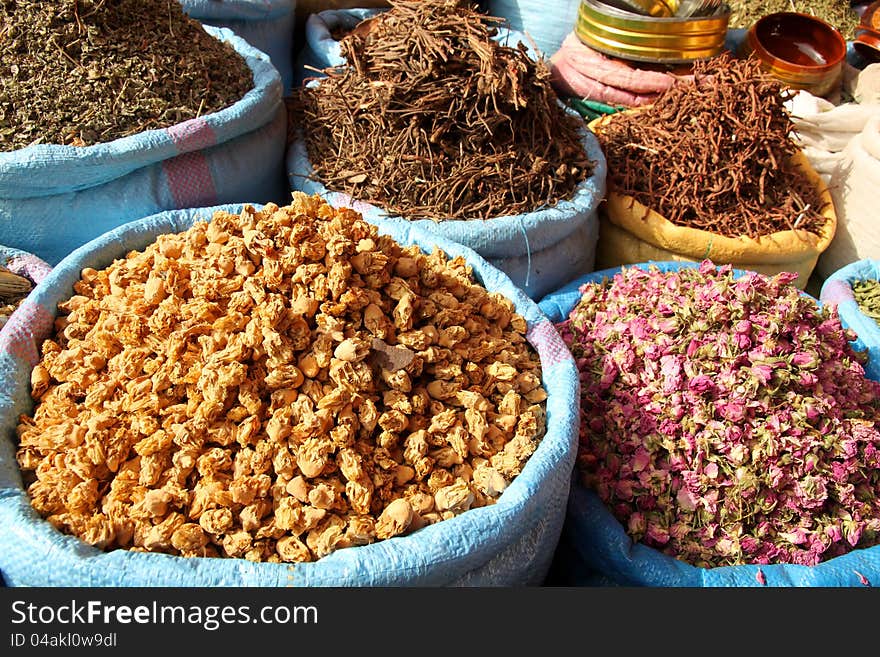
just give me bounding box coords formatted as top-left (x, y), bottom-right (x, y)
top-left (485, 0), bottom-right (581, 57)
top-left (0, 201), bottom-right (579, 586)
top-left (179, 0), bottom-right (296, 93)
top-left (820, 258), bottom-right (880, 381)
top-left (539, 260), bottom-right (880, 587)
top-left (287, 96), bottom-right (606, 300)
top-left (0, 27), bottom-right (288, 267)
top-left (483, 213), bottom-right (600, 301)
top-left (293, 8), bottom-right (384, 87)
top-left (293, 9), bottom-right (540, 86)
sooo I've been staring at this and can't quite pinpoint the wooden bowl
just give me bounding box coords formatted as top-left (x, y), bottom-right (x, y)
top-left (740, 12), bottom-right (846, 98)
top-left (853, 28), bottom-right (880, 63)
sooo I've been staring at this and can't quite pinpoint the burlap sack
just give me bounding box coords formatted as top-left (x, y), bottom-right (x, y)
top-left (589, 114), bottom-right (837, 290)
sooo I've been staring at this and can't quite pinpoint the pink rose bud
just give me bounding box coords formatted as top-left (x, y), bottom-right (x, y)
top-left (791, 352), bottom-right (818, 368)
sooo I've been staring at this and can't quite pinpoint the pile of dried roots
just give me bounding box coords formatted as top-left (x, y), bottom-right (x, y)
top-left (297, 0), bottom-right (593, 221)
top-left (595, 53), bottom-right (828, 239)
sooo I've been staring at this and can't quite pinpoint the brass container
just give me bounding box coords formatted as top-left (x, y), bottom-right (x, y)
top-left (574, 0), bottom-right (731, 64)
top-left (602, 1), bottom-right (723, 18)
top-left (740, 12), bottom-right (847, 98)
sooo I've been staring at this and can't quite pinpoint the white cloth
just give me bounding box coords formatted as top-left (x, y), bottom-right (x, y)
top-left (817, 114), bottom-right (880, 278)
top-left (786, 64), bottom-right (880, 182)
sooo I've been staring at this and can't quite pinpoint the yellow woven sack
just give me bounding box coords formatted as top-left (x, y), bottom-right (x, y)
top-left (589, 114), bottom-right (838, 290)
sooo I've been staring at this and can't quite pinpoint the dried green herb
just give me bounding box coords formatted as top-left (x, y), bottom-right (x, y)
top-left (594, 53), bottom-right (828, 239)
top-left (854, 279), bottom-right (880, 322)
top-left (728, 0), bottom-right (860, 41)
top-left (296, 0), bottom-right (593, 221)
top-left (0, 0), bottom-right (254, 151)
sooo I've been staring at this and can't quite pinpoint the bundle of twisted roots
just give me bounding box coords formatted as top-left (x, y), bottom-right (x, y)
top-left (297, 0), bottom-right (593, 221)
top-left (595, 53), bottom-right (828, 239)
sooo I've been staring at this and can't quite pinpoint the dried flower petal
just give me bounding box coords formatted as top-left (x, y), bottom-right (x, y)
top-left (560, 262), bottom-right (880, 568)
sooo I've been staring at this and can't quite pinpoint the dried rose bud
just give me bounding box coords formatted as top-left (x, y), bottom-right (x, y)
top-left (560, 261), bottom-right (880, 568)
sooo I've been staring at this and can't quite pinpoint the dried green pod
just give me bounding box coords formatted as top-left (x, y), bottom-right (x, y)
top-left (854, 279), bottom-right (880, 321)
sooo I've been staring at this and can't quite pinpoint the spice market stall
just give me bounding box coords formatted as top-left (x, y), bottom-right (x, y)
top-left (2, 0), bottom-right (880, 589)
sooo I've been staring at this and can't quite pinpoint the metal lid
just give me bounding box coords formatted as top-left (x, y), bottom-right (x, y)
top-left (575, 0), bottom-right (731, 64)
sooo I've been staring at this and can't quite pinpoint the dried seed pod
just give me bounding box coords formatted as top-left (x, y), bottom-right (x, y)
top-left (15, 194), bottom-right (546, 564)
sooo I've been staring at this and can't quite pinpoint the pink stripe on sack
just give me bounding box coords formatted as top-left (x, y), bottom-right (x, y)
top-left (0, 300), bottom-right (54, 367)
top-left (166, 118), bottom-right (217, 153)
top-left (325, 191), bottom-right (375, 216)
top-left (163, 151), bottom-right (218, 209)
top-left (163, 117), bottom-right (218, 208)
top-left (528, 320), bottom-right (573, 368)
top-left (5, 254), bottom-right (52, 286)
